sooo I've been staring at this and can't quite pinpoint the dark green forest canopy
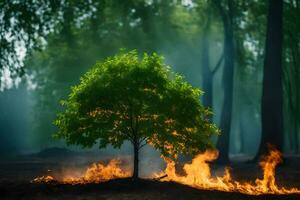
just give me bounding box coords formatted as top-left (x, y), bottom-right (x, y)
top-left (0, 0), bottom-right (171, 88)
top-left (55, 51), bottom-right (219, 158)
top-left (0, 0), bottom-right (65, 82)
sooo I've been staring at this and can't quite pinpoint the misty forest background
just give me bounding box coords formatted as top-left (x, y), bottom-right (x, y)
top-left (0, 0), bottom-right (299, 162)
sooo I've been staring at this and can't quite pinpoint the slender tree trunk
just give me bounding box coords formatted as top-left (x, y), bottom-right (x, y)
top-left (216, 30), bottom-right (234, 163)
top-left (214, 0), bottom-right (235, 164)
top-left (201, 5), bottom-right (224, 114)
top-left (132, 139), bottom-right (139, 180)
top-left (90, 1), bottom-right (106, 41)
top-left (202, 11), bottom-right (213, 112)
top-left (290, 37), bottom-right (300, 153)
top-left (239, 111), bottom-right (246, 153)
top-left (293, 121), bottom-right (299, 153)
top-left (254, 0), bottom-right (283, 160)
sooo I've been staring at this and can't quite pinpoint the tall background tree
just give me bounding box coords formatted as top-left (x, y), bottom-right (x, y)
top-left (199, 0), bottom-right (224, 122)
top-left (255, 0), bottom-right (283, 159)
top-left (213, 0), bottom-right (235, 163)
top-left (283, 0), bottom-right (300, 153)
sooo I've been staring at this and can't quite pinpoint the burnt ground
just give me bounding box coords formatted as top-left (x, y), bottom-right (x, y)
top-left (0, 149), bottom-right (300, 200)
top-left (1, 178), bottom-right (300, 200)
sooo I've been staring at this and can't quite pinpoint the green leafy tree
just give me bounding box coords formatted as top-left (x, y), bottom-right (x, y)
top-left (54, 51), bottom-right (218, 179)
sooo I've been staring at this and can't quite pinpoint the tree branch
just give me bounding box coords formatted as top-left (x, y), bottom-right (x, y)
top-left (139, 136), bottom-right (147, 144)
top-left (211, 53), bottom-right (224, 75)
top-left (122, 131), bottom-right (134, 143)
top-left (153, 174), bottom-right (168, 180)
top-left (135, 115), bottom-right (139, 137)
top-left (127, 98), bottom-right (136, 139)
top-left (138, 136), bottom-right (148, 150)
top-left (138, 141), bottom-right (148, 150)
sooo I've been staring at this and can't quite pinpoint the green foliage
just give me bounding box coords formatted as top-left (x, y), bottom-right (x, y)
top-left (54, 51), bottom-right (218, 158)
top-left (26, 1), bottom-right (203, 148)
top-left (0, 0), bottom-right (95, 87)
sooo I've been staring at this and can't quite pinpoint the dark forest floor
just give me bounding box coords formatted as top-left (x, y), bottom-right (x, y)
top-left (1, 149), bottom-right (300, 200)
top-left (2, 178), bottom-right (300, 200)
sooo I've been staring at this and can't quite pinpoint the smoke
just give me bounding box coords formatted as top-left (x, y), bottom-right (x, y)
top-left (0, 85), bottom-right (31, 155)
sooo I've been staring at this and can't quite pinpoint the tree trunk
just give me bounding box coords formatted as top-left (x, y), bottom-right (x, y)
top-left (239, 111), bottom-right (246, 153)
top-left (201, 4), bottom-right (224, 116)
top-left (215, 0), bottom-right (235, 164)
top-left (132, 139), bottom-right (139, 180)
top-left (293, 122), bottom-right (299, 153)
top-left (290, 35), bottom-right (300, 153)
top-left (201, 10), bottom-right (213, 112)
top-left (254, 0), bottom-right (283, 160)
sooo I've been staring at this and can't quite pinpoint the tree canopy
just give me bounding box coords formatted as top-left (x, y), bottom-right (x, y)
top-left (55, 50), bottom-right (218, 156)
top-left (54, 50), bottom-right (218, 178)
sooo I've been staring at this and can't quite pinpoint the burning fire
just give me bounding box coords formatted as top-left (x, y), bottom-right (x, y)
top-left (33, 159), bottom-right (131, 184)
top-left (33, 149), bottom-right (300, 195)
top-left (157, 149), bottom-right (300, 195)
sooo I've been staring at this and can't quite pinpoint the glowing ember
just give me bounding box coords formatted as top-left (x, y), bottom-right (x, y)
top-left (33, 159), bottom-right (131, 184)
top-left (157, 149), bottom-right (300, 195)
top-left (33, 175), bottom-right (54, 183)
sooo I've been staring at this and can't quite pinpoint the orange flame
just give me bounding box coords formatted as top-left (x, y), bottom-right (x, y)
top-left (33, 149), bottom-right (300, 195)
top-left (157, 149), bottom-right (300, 195)
top-left (33, 175), bottom-right (54, 183)
top-left (33, 159), bottom-right (131, 184)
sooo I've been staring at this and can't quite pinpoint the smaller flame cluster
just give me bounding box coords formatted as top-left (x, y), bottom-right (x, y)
top-left (33, 149), bottom-right (300, 195)
top-left (33, 159), bottom-right (131, 184)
